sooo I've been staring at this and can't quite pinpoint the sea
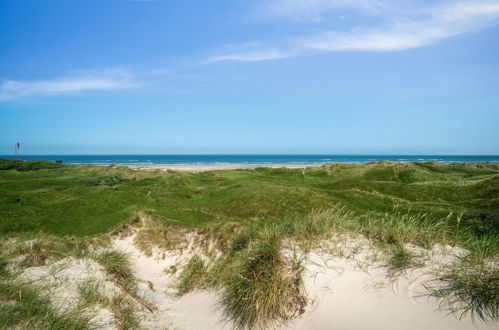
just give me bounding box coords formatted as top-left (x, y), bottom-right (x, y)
top-left (1, 155), bottom-right (498, 166)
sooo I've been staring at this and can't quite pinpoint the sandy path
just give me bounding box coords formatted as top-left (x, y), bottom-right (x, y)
top-left (112, 235), bottom-right (229, 330)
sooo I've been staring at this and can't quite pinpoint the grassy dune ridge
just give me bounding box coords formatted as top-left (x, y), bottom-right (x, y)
top-left (0, 159), bottom-right (498, 328)
top-left (1, 159), bottom-right (497, 236)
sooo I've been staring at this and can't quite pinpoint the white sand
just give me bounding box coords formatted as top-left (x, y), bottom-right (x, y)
top-left (283, 250), bottom-right (493, 330)
top-left (132, 164), bottom-right (322, 172)
top-left (20, 257), bottom-right (118, 328)
top-left (112, 234), bottom-right (230, 330)
top-left (110, 233), bottom-right (496, 330)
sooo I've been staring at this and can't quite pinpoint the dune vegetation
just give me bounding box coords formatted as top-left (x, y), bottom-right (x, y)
top-left (0, 158), bottom-right (498, 328)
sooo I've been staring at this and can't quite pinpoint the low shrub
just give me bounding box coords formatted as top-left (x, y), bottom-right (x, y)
top-left (0, 159), bottom-right (63, 171)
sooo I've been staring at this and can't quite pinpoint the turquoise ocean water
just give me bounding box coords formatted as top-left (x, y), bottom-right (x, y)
top-left (1, 155), bottom-right (498, 166)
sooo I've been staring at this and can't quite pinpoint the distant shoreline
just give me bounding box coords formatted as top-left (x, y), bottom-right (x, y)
top-left (2, 154), bottom-right (498, 167)
top-left (131, 164), bottom-right (323, 172)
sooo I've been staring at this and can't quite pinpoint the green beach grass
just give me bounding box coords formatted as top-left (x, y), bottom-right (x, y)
top-left (0, 158), bottom-right (498, 328)
top-left (1, 159), bottom-right (497, 237)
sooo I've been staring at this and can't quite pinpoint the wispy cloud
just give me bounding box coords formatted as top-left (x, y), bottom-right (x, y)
top-left (205, 48), bottom-right (291, 63)
top-left (304, 1), bottom-right (499, 51)
top-left (208, 0), bottom-right (499, 62)
top-left (260, 0), bottom-right (389, 21)
top-left (0, 68), bottom-right (135, 101)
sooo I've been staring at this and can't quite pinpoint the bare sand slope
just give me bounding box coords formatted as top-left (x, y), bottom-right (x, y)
top-left (113, 234), bottom-right (496, 330)
top-left (112, 235), bottom-right (230, 330)
top-left (284, 250), bottom-right (494, 330)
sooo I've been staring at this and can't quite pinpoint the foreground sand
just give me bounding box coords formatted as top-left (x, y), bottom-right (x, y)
top-left (285, 249), bottom-right (490, 330)
top-left (111, 233), bottom-right (494, 330)
top-left (19, 232), bottom-right (495, 329)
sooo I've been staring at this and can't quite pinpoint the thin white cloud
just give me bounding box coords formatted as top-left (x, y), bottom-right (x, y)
top-left (208, 0), bottom-right (499, 62)
top-left (261, 0), bottom-right (389, 21)
top-left (205, 48), bottom-right (291, 63)
top-left (304, 1), bottom-right (499, 51)
top-left (0, 69), bottom-right (135, 101)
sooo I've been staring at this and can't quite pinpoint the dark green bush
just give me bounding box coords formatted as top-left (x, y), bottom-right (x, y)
top-left (462, 210), bottom-right (499, 236)
top-left (0, 159), bottom-right (63, 171)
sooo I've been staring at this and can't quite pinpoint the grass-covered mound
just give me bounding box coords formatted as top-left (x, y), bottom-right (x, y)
top-left (0, 159), bottom-right (497, 237)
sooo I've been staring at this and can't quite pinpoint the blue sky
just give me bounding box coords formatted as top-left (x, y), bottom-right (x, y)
top-left (1, 0), bottom-right (499, 155)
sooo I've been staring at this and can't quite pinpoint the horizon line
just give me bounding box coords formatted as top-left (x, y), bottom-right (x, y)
top-left (2, 154), bottom-right (499, 157)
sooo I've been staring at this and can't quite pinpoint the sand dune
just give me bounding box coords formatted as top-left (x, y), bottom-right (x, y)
top-left (111, 233), bottom-right (495, 330)
top-left (285, 251), bottom-right (492, 330)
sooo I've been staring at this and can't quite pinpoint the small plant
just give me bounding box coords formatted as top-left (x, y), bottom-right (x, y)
top-left (229, 229), bottom-right (253, 253)
top-left (0, 256), bottom-right (9, 278)
top-left (386, 245), bottom-right (418, 274)
top-left (134, 218), bottom-right (189, 255)
top-left (78, 278), bottom-right (108, 307)
top-left (15, 240), bottom-right (47, 267)
top-left (98, 175), bottom-right (126, 187)
top-left (355, 212), bottom-right (449, 248)
top-left (164, 265), bottom-right (177, 275)
top-left (110, 294), bottom-right (139, 329)
top-left (176, 255), bottom-right (208, 295)
top-left (91, 249), bottom-right (136, 293)
top-left (281, 207), bottom-right (350, 243)
top-left (428, 262), bottom-right (499, 322)
top-left (219, 233), bottom-right (306, 329)
top-left (0, 280), bottom-right (93, 329)
top-left (461, 232), bottom-right (499, 265)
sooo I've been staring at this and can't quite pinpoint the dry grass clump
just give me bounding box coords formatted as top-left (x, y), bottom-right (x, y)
top-left (278, 207), bottom-right (449, 251)
top-left (386, 245), bottom-right (421, 274)
top-left (133, 216), bottom-right (191, 256)
top-left (90, 249), bottom-right (136, 293)
top-left (89, 248), bottom-right (157, 317)
top-left (280, 206), bottom-right (352, 247)
top-left (213, 230), bottom-right (306, 329)
top-left (14, 240), bottom-right (48, 267)
top-left (77, 278), bottom-right (109, 307)
top-left (172, 226), bottom-right (307, 329)
top-left (461, 232), bottom-right (499, 265)
top-left (110, 294), bottom-right (139, 330)
top-left (428, 261), bottom-right (498, 322)
top-left (176, 255), bottom-right (208, 295)
top-left (220, 236), bottom-right (305, 329)
top-left (6, 235), bottom-right (109, 270)
top-left (0, 280), bottom-right (93, 329)
top-left (353, 211), bottom-right (451, 248)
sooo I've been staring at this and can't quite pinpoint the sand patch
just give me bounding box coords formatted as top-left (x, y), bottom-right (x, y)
top-left (280, 241), bottom-right (494, 330)
top-left (20, 257), bottom-right (119, 328)
top-left (112, 234), bottom-right (229, 329)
